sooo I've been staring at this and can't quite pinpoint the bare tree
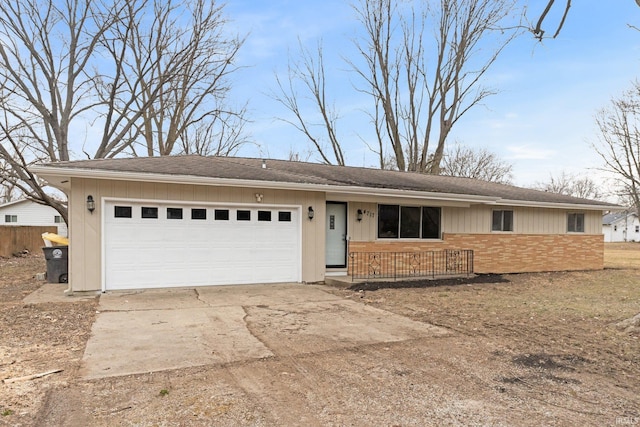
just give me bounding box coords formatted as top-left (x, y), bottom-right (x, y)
top-left (440, 144), bottom-right (513, 184)
top-left (111, 0), bottom-right (247, 157)
top-left (0, 0), bottom-right (246, 222)
top-left (277, 0), bottom-right (521, 173)
top-left (530, 1), bottom-right (640, 41)
top-left (593, 81), bottom-right (640, 210)
top-left (273, 41), bottom-right (345, 165)
top-left (533, 171), bottom-right (603, 200)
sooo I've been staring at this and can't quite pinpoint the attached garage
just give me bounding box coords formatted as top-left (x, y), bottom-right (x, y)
top-left (30, 156), bottom-right (617, 294)
top-left (103, 199), bottom-right (301, 290)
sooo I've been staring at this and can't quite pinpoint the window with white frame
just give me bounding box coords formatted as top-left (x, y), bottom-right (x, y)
top-left (567, 213), bottom-right (585, 233)
top-left (4, 214), bottom-right (17, 223)
top-left (492, 210), bottom-right (513, 232)
top-left (377, 205), bottom-right (441, 239)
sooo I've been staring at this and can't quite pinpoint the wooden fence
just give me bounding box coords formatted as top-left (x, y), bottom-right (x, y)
top-left (0, 226), bottom-right (57, 258)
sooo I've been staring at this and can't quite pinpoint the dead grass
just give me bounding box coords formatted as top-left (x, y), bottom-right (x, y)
top-left (605, 242), bottom-right (640, 269)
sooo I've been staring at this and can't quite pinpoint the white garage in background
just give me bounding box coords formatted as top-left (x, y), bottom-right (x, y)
top-left (103, 199), bottom-right (301, 290)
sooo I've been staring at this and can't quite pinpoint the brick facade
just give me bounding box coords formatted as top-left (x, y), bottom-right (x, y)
top-left (348, 233), bottom-right (604, 274)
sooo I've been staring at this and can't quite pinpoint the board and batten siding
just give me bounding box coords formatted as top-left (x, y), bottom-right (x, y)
top-left (443, 206), bottom-right (601, 235)
top-left (68, 177), bottom-right (326, 292)
top-left (346, 203), bottom-right (601, 243)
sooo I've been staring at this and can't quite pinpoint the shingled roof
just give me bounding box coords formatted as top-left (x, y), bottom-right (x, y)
top-left (32, 155), bottom-right (617, 209)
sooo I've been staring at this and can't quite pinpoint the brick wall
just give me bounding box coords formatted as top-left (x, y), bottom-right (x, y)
top-left (348, 233), bottom-right (604, 274)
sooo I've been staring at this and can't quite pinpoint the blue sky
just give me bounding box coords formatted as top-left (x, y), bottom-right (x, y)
top-left (224, 1), bottom-right (640, 188)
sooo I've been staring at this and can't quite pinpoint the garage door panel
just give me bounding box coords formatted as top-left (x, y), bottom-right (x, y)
top-left (104, 202), bottom-right (301, 290)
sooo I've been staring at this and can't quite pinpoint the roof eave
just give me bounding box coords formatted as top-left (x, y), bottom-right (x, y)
top-left (491, 198), bottom-right (621, 211)
top-left (30, 165), bottom-right (618, 210)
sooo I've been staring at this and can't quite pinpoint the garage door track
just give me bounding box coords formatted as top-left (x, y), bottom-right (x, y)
top-left (81, 283), bottom-right (447, 379)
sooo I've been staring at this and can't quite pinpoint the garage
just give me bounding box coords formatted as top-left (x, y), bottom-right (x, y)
top-left (103, 200), bottom-right (301, 290)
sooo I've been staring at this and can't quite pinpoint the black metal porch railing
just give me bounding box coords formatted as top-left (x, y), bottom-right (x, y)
top-left (348, 249), bottom-right (474, 281)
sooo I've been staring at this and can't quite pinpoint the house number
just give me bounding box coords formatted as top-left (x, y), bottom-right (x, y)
top-left (330, 215), bottom-right (335, 230)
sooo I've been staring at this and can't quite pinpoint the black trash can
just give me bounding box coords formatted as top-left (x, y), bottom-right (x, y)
top-left (42, 246), bottom-right (69, 283)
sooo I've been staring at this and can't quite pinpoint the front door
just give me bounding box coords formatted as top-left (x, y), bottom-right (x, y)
top-left (325, 202), bottom-right (347, 268)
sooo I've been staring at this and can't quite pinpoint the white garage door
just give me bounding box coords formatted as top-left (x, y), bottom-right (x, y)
top-left (103, 201), bottom-right (301, 290)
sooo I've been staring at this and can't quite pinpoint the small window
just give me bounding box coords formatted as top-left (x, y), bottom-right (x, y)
top-left (191, 208), bottom-right (207, 220)
top-left (492, 210), bottom-right (513, 232)
top-left (214, 209), bottom-right (229, 221)
top-left (614, 225), bottom-right (618, 232)
top-left (237, 210), bottom-right (251, 221)
top-left (279, 211), bottom-right (292, 222)
top-left (54, 215), bottom-right (63, 223)
top-left (167, 208), bottom-right (183, 220)
top-left (4, 214), bottom-right (17, 223)
top-left (141, 207), bottom-right (158, 219)
top-left (636, 225), bottom-right (639, 233)
top-left (258, 210), bottom-right (272, 221)
top-left (567, 213), bottom-right (585, 233)
top-left (114, 206), bottom-right (132, 218)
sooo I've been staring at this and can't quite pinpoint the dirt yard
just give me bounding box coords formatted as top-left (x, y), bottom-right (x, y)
top-left (1, 244), bottom-right (639, 426)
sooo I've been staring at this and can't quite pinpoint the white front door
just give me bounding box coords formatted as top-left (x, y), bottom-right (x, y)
top-left (325, 202), bottom-right (347, 268)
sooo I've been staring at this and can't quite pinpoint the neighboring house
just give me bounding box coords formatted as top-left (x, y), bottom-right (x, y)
top-left (0, 199), bottom-right (67, 237)
top-left (603, 211), bottom-right (640, 242)
top-left (31, 156), bottom-right (618, 293)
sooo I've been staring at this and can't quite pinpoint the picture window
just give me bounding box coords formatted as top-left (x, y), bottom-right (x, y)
top-left (378, 204), bottom-right (441, 239)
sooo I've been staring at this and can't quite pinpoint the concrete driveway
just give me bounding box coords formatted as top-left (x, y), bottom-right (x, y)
top-left (81, 283), bottom-right (447, 379)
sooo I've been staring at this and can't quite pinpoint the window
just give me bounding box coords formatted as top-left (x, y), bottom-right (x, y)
top-left (614, 225), bottom-right (618, 232)
top-left (54, 215), bottom-right (63, 223)
top-left (237, 210), bottom-right (251, 221)
top-left (214, 209), bottom-right (229, 221)
top-left (114, 206), bottom-right (132, 218)
top-left (278, 211), bottom-right (292, 222)
top-left (4, 214), bottom-right (17, 223)
top-left (492, 210), bottom-right (513, 232)
top-left (141, 207), bottom-right (158, 219)
top-left (167, 208), bottom-right (183, 220)
top-left (567, 213), bottom-right (584, 233)
top-left (191, 208), bottom-right (207, 220)
top-left (636, 225), bottom-right (639, 233)
top-left (422, 207), bottom-right (441, 239)
top-left (258, 210), bottom-right (271, 221)
top-left (378, 205), bottom-right (441, 239)
top-left (378, 205), bottom-right (400, 238)
top-left (400, 206), bottom-right (420, 238)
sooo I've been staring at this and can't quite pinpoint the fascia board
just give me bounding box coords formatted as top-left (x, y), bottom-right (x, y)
top-left (30, 165), bottom-right (620, 211)
top-left (490, 198), bottom-right (622, 211)
top-left (30, 166), bottom-right (496, 204)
